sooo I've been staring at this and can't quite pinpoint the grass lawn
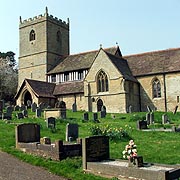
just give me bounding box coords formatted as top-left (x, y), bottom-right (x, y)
top-left (0, 110), bottom-right (180, 180)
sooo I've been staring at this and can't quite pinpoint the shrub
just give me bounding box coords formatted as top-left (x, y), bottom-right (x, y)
top-left (89, 125), bottom-right (130, 141)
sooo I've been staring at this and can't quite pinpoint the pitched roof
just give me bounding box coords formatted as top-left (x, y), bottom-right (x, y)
top-left (105, 51), bottom-right (137, 82)
top-left (53, 81), bottom-right (84, 95)
top-left (15, 79), bottom-right (56, 99)
top-left (124, 48), bottom-right (180, 77)
top-left (47, 46), bottom-right (121, 74)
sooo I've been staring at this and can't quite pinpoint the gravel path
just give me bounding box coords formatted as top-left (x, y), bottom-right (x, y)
top-left (0, 151), bottom-right (68, 180)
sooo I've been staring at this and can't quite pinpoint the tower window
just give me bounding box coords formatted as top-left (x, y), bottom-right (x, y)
top-left (29, 30), bottom-right (36, 41)
top-left (97, 70), bottom-right (109, 93)
top-left (152, 78), bottom-right (161, 98)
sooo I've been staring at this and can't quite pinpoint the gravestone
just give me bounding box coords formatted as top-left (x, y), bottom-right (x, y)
top-left (31, 102), bottom-right (37, 112)
top-left (72, 103), bottom-right (77, 112)
top-left (0, 100), bottom-right (3, 112)
top-left (3, 106), bottom-right (13, 120)
top-left (150, 112), bottom-right (154, 124)
top-left (17, 112), bottom-right (24, 119)
top-left (16, 123), bottom-right (40, 146)
top-left (66, 123), bottom-right (78, 142)
top-left (100, 106), bottom-right (106, 118)
top-left (93, 113), bottom-right (98, 121)
top-left (20, 104), bottom-right (26, 111)
top-left (6, 106), bottom-right (13, 114)
top-left (46, 117), bottom-right (56, 128)
top-left (146, 113), bottom-right (150, 125)
top-left (36, 108), bottom-right (42, 117)
top-left (27, 100), bottom-right (32, 108)
top-left (137, 120), bottom-right (148, 130)
top-left (128, 105), bottom-right (132, 113)
top-left (82, 136), bottom-right (109, 169)
top-left (14, 105), bottom-right (20, 111)
top-left (147, 105), bottom-right (152, 112)
top-left (162, 114), bottom-right (168, 124)
top-left (83, 112), bottom-right (89, 121)
top-left (22, 110), bottom-right (28, 117)
top-left (39, 102), bottom-right (45, 109)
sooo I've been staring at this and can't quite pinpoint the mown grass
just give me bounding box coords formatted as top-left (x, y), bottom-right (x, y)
top-left (0, 110), bottom-right (180, 179)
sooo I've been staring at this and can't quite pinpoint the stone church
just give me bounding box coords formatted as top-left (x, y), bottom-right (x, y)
top-left (15, 8), bottom-right (180, 113)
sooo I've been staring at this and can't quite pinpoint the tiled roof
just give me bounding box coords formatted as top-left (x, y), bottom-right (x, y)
top-left (124, 48), bottom-right (180, 77)
top-left (105, 51), bottom-right (137, 82)
top-left (47, 46), bottom-right (121, 74)
top-left (53, 81), bottom-right (84, 95)
top-left (25, 79), bottom-right (56, 98)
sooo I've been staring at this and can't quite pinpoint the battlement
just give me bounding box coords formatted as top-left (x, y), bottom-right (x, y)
top-left (19, 7), bottom-right (69, 29)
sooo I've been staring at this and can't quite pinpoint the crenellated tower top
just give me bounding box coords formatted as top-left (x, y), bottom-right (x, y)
top-left (19, 7), bottom-right (69, 30)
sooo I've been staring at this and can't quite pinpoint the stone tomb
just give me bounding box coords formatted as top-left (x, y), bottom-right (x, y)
top-left (66, 123), bottom-right (78, 142)
top-left (16, 123), bottom-right (82, 161)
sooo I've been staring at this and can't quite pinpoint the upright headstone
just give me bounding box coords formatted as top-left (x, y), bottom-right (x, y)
top-left (36, 108), bottom-right (42, 117)
top-left (128, 105), bottom-right (132, 113)
top-left (14, 105), bottom-right (20, 111)
top-left (83, 112), bottom-right (89, 121)
top-left (22, 110), bottom-right (28, 117)
top-left (31, 102), bottom-right (37, 112)
top-left (20, 104), bottom-right (26, 111)
top-left (162, 114), bottom-right (168, 124)
top-left (82, 136), bottom-right (109, 169)
top-left (100, 106), bottom-right (106, 118)
top-left (6, 106), bottom-right (13, 114)
top-left (46, 117), bottom-right (56, 128)
top-left (93, 113), bottom-right (98, 121)
top-left (72, 103), bottom-right (77, 112)
top-left (27, 100), bottom-right (32, 109)
top-left (66, 123), bottom-right (79, 142)
top-left (17, 112), bottom-right (24, 119)
top-left (147, 106), bottom-right (152, 112)
top-left (137, 120), bottom-right (148, 130)
top-left (150, 112), bottom-right (154, 124)
top-left (146, 113), bottom-right (150, 125)
top-left (0, 100), bottom-right (3, 112)
top-left (59, 101), bottom-right (66, 119)
top-left (4, 106), bottom-right (13, 120)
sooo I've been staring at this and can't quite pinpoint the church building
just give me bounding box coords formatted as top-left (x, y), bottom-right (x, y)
top-left (15, 8), bottom-right (180, 113)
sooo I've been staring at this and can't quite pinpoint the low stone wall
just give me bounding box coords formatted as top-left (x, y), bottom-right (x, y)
top-left (86, 160), bottom-right (180, 180)
top-left (17, 139), bottom-right (82, 161)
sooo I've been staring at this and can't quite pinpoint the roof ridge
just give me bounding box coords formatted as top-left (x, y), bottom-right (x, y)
top-left (124, 47), bottom-right (180, 58)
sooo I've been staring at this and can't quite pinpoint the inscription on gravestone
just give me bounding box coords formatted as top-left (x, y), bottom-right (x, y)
top-left (82, 136), bottom-right (109, 169)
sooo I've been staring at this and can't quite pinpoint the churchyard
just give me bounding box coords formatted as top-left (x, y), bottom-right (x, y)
top-left (0, 103), bottom-right (180, 179)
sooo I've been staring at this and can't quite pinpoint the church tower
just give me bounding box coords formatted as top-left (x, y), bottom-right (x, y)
top-left (18, 7), bottom-right (69, 87)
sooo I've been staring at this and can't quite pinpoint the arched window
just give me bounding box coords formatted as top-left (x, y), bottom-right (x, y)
top-left (97, 70), bottom-right (109, 93)
top-left (29, 30), bottom-right (35, 41)
top-left (152, 78), bottom-right (161, 98)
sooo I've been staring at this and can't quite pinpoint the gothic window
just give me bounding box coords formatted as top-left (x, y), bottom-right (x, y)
top-left (152, 78), bottom-right (161, 98)
top-left (97, 70), bottom-right (109, 93)
top-left (29, 30), bottom-right (35, 41)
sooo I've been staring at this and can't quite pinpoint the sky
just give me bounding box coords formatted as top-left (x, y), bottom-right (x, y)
top-left (1, 0), bottom-right (180, 60)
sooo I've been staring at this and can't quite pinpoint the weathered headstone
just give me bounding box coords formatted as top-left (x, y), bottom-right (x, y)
top-left (14, 105), bottom-right (20, 111)
top-left (17, 112), bottom-right (24, 119)
top-left (150, 112), bottom-right (154, 124)
top-left (146, 113), bottom-right (150, 125)
top-left (137, 120), bottom-right (148, 130)
top-left (82, 136), bottom-right (109, 169)
top-left (72, 103), bottom-right (77, 112)
top-left (22, 110), bottom-right (28, 117)
top-left (27, 100), bottom-right (32, 108)
top-left (128, 105), bottom-right (132, 113)
top-left (66, 123), bottom-right (78, 142)
top-left (0, 100), bottom-right (3, 112)
top-left (59, 101), bottom-right (66, 119)
top-left (162, 114), bottom-right (168, 124)
top-left (36, 108), bottom-right (42, 117)
top-left (31, 102), bottom-right (37, 112)
top-left (93, 113), bottom-right (98, 121)
top-left (100, 105), bottom-right (106, 118)
top-left (83, 112), bottom-right (89, 121)
top-left (20, 104), bottom-right (26, 111)
top-left (46, 117), bottom-right (56, 128)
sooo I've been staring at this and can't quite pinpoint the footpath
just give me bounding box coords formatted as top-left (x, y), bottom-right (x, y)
top-left (0, 151), bottom-right (67, 180)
